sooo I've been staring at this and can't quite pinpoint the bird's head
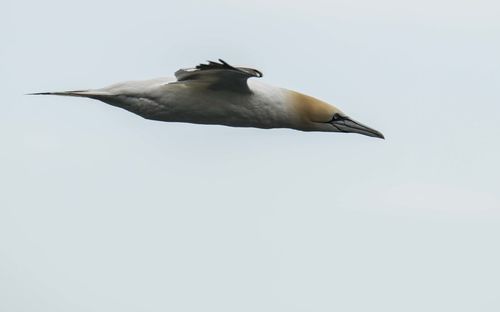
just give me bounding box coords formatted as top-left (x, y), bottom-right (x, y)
top-left (288, 90), bottom-right (384, 139)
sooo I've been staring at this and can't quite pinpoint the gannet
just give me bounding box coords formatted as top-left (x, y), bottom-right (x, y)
top-left (31, 59), bottom-right (384, 138)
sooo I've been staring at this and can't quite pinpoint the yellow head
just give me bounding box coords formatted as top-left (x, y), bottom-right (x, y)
top-left (288, 90), bottom-right (384, 138)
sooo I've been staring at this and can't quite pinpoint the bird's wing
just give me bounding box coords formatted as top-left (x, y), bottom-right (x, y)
top-left (174, 59), bottom-right (263, 93)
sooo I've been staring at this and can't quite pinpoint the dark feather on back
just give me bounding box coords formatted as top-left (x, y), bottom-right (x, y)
top-left (195, 59), bottom-right (263, 78)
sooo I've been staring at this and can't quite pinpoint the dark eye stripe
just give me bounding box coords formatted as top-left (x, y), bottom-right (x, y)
top-left (328, 113), bottom-right (348, 123)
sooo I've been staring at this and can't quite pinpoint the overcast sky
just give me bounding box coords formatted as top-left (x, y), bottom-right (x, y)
top-left (1, 0), bottom-right (499, 311)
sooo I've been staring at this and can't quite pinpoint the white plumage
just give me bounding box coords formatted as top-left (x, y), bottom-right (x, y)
top-left (31, 59), bottom-right (384, 139)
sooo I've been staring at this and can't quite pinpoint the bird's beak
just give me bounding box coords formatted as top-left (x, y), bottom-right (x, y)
top-left (330, 116), bottom-right (385, 139)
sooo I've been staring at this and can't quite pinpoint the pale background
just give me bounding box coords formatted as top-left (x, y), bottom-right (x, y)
top-left (1, 0), bottom-right (499, 311)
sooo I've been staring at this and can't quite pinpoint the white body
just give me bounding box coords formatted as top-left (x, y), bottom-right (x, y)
top-left (32, 60), bottom-right (384, 138)
top-left (104, 79), bottom-right (298, 129)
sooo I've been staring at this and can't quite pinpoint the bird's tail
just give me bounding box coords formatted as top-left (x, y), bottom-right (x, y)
top-left (27, 90), bottom-right (111, 99)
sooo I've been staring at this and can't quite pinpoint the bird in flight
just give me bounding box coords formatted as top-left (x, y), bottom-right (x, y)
top-left (31, 59), bottom-right (384, 139)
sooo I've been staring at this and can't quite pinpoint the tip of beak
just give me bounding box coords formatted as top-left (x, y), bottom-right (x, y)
top-left (363, 130), bottom-right (384, 139)
top-left (375, 131), bottom-right (385, 139)
top-left (330, 117), bottom-right (385, 140)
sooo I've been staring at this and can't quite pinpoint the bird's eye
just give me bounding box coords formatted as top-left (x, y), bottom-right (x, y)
top-left (330, 113), bottom-right (347, 122)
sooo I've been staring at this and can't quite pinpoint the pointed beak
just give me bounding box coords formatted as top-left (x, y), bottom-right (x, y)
top-left (331, 116), bottom-right (385, 139)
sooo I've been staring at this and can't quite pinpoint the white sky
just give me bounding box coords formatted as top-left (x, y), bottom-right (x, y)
top-left (1, 0), bottom-right (500, 311)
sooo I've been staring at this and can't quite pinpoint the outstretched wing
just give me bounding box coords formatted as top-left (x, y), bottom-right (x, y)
top-left (174, 59), bottom-right (263, 93)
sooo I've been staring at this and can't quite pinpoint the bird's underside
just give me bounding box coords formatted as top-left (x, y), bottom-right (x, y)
top-left (30, 59), bottom-right (384, 139)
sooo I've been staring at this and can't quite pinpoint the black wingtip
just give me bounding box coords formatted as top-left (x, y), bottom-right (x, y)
top-left (196, 59), bottom-right (235, 71)
top-left (195, 59), bottom-right (263, 78)
top-left (218, 59), bottom-right (230, 66)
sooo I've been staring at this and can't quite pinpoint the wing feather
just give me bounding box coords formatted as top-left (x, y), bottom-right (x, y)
top-left (174, 59), bottom-right (262, 93)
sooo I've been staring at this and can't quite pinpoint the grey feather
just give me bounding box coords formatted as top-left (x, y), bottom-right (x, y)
top-left (174, 59), bottom-right (263, 93)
